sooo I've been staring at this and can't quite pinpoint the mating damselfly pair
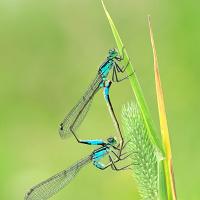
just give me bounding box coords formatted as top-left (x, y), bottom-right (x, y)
top-left (25, 48), bottom-right (133, 200)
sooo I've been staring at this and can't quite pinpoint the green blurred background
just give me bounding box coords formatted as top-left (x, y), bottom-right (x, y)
top-left (0, 0), bottom-right (199, 199)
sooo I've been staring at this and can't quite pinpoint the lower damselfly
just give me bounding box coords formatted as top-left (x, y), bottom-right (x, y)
top-left (25, 137), bottom-right (132, 200)
top-left (59, 48), bottom-right (131, 142)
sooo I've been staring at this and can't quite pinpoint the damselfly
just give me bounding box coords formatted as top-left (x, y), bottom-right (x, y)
top-left (25, 137), bottom-right (132, 200)
top-left (59, 48), bottom-right (130, 142)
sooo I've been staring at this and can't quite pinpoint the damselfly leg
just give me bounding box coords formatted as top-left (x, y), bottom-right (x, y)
top-left (112, 59), bottom-right (134, 82)
top-left (92, 138), bottom-right (133, 171)
top-left (112, 64), bottom-right (133, 82)
top-left (109, 156), bottom-right (133, 171)
top-left (111, 46), bottom-right (134, 82)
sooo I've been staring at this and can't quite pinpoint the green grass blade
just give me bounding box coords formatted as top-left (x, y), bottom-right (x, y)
top-left (158, 161), bottom-right (168, 200)
top-left (148, 16), bottom-right (177, 200)
top-left (101, 0), bottom-right (164, 156)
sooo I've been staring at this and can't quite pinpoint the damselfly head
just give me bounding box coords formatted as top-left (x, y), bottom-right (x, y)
top-left (108, 48), bottom-right (118, 59)
top-left (107, 137), bottom-right (117, 145)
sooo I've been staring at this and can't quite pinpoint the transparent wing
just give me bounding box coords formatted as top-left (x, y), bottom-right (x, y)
top-left (59, 73), bottom-right (102, 139)
top-left (25, 156), bottom-right (92, 200)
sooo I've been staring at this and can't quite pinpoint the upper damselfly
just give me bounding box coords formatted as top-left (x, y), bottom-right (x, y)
top-left (59, 48), bottom-right (130, 142)
top-left (25, 137), bottom-right (132, 200)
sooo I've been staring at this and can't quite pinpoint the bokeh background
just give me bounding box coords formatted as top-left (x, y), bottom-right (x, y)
top-left (0, 0), bottom-right (199, 199)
